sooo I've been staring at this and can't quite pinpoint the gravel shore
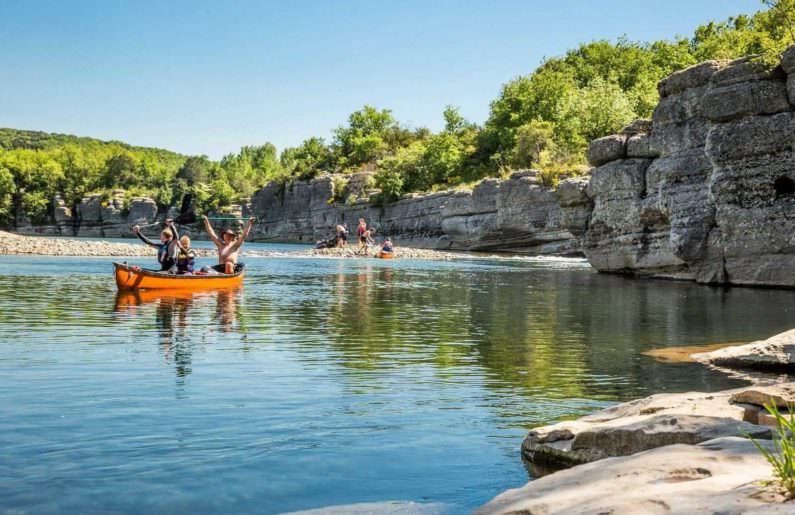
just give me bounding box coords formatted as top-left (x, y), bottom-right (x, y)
top-left (303, 245), bottom-right (459, 260)
top-left (0, 231), bottom-right (459, 260)
top-left (0, 231), bottom-right (213, 257)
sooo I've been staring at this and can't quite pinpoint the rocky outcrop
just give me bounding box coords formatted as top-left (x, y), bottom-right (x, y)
top-left (248, 170), bottom-right (578, 254)
top-left (521, 386), bottom-right (773, 472)
top-left (480, 383), bottom-right (795, 514)
top-left (16, 191), bottom-right (159, 237)
top-left (694, 329), bottom-right (795, 371)
top-left (561, 48), bottom-right (795, 286)
top-left (479, 437), bottom-right (788, 515)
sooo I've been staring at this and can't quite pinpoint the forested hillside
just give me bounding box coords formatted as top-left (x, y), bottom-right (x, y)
top-left (2, 0), bottom-right (794, 227)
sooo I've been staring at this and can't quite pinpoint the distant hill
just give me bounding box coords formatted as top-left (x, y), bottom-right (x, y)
top-left (0, 127), bottom-right (186, 160)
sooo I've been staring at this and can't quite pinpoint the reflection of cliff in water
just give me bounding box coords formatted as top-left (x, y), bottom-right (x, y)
top-left (277, 263), bottom-right (795, 405)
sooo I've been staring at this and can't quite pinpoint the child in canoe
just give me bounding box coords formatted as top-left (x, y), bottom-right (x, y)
top-left (202, 215), bottom-right (256, 274)
top-left (132, 219), bottom-right (179, 272)
top-left (174, 235), bottom-right (197, 274)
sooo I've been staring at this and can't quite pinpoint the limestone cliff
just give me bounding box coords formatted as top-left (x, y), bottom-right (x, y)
top-left (16, 191), bottom-right (158, 237)
top-left (559, 47), bottom-right (795, 287)
top-left (247, 170), bottom-right (578, 254)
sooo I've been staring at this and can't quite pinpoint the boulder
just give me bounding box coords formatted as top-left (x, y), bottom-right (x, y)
top-left (730, 384), bottom-right (795, 409)
top-left (626, 133), bottom-right (659, 158)
top-left (556, 177), bottom-right (592, 237)
top-left (521, 387), bottom-right (771, 470)
top-left (657, 60), bottom-right (727, 97)
top-left (693, 328), bottom-right (795, 371)
top-left (478, 437), bottom-right (787, 515)
top-left (587, 134), bottom-right (626, 166)
top-left (780, 44), bottom-right (795, 74)
top-left (620, 119), bottom-right (652, 135)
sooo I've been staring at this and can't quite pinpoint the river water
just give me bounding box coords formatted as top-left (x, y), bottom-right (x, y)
top-left (1, 246), bottom-right (794, 514)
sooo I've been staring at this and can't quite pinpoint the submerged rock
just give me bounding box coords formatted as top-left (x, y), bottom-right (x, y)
top-left (478, 437), bottom-right (788, 515)
top-left (693, 329), bottom-right (795, 371)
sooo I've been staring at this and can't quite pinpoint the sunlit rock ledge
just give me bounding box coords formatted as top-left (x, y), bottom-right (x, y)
top-left (478, 382), bottom-right (795, 514)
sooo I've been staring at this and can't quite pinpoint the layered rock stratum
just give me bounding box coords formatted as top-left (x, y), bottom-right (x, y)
top-left (246, 170), bottom-right (578, 255)
top-left (559, 48), bottom-right (795, 286)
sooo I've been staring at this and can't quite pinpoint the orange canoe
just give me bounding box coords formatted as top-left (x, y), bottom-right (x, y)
top-left (377, 251), bottom-right (394, 259)
top-left (114, 262), bottom-right (245, 291)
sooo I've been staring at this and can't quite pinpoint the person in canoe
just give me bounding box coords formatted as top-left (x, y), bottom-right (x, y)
top-left (174, 235), bottom-right (197, 275)
top-left (381, 238), bottom-right (394, 254)
top-left (202, 215), bottom-right (256, 274)
top-left (132, 219), bottom-right (179, 272)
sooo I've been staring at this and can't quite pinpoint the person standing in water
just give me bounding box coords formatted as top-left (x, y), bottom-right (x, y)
top-left (202, 215), bottom-right (256, 274)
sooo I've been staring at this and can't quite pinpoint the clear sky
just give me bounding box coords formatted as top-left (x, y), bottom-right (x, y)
top-left (0, 0), bottom-right (760, 159)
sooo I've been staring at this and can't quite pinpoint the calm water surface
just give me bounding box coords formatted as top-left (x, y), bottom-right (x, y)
top-left (2, 246), bottom-right (795, 514)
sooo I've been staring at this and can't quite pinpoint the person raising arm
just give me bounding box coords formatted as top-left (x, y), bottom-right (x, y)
top-left (132, 219), bottom-right (177, 272)
top-left (202, 215), bottom-right (256, 274)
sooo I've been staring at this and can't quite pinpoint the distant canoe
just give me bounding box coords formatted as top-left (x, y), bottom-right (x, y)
top-left (377, 251), bottom-right (394, 259)
top-left (114, 262), bottom-right (245, 291)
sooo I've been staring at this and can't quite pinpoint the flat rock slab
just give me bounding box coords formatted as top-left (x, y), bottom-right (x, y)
top-left (522, 387), bottom-right (776, 470)
top-left (693, 329), bottom-right (795, 371)
top-left (479, 437), bottom-right (789, 515)
top-left (730, 384), bottom-right (795, 409)
top-left (285, 501), bottom-right (452, 515)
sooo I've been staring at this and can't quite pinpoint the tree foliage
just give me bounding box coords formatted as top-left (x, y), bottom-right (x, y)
top-left (4, 1), bottom-right (795, 227)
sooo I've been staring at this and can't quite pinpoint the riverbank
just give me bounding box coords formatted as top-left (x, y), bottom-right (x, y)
top-left (304, 246), bottom-right (459, 260)
top-left (0, 230), bottom-right (173, 257)
top-left (479, 382), bottom-right (794, 514)
top-left (0, 230), bottom-right (462, 261)
top-left (479, 328), bottom-right (795, 514)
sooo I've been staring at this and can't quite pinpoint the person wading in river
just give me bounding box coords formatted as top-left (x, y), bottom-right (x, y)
top-left (202, 215), bottom-right (256, 274)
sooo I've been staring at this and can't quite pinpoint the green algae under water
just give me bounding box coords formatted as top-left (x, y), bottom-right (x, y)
top-left (0, 247), bottom-right (793, 513)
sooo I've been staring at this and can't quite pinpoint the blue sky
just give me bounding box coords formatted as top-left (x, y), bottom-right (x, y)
top-left (0, 0), bottom-right (760, 159)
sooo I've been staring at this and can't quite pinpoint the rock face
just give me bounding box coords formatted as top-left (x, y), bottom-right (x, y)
top-left (478, 437), bottom-right (787, 515)
top-left (694, 329), bottom-right (795, 371)
top-left (248, 170), bottom-right (578, 254)
top-left (16, 192), bottom-right (159, 238)
top-left (562, 48), bottom-right (795, 286)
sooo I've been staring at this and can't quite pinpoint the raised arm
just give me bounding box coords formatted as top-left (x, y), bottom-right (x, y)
top-left (202, 215), bottom-right (222, 245)
top-left (231, 217), bottom-right (256, 251)
top-left (132, 225), bottom-right (158, 248)
top-left (167, 221), bottom-right (187, 252)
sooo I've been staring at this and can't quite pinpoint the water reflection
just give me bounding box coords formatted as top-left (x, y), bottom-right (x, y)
top-left (2, 255), bottom-right (795, 513)
top-left (114, 288), bottom-right (244, 376)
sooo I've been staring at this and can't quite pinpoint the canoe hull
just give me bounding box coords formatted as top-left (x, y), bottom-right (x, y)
top-left (114, 262), bottom-right (244, 291)
top-left (377, 251), bottom-right (394, 259)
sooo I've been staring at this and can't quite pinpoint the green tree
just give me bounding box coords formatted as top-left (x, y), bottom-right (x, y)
top-left (0, 166), bottom-right (16, 226)
top-left (176, 156), bottom-right (210, 186)
top-left (280, 137), bottom-right (332, 179)
top-left (333, 105), bottom-right (399, 169)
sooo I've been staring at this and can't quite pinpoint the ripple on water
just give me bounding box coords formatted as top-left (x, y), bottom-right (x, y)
top-left (0, 253), bottom-right (792, 513)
